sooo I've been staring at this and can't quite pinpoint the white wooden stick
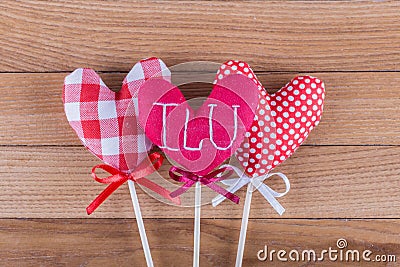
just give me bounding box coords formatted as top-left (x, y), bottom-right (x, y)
top-left (128, 180), bottom-right (154, 267)
top-left (235, 183), bottom-right (254, 267)
top-left (193, 181), bottom-right (201, 267)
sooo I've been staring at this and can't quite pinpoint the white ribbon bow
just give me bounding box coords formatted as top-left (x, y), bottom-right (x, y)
top-left (212, 164), bottom-right (290, 215)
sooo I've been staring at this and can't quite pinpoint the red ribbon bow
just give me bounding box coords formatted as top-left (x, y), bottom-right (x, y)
top-left (168, 166), bottom-right (240, 204)
top-left (87, 152), bottom-right (180, 215)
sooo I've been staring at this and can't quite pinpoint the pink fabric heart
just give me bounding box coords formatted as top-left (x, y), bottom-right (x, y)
top-left (138, 74), bottom-right (260, 175)
top-left (63, 57), bottom-right (170, 172)
top-left (214, 61), bottom-right (325, 176)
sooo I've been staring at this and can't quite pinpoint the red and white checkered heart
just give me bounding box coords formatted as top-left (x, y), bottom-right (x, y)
top-left (63, 57), bottom-right (170, 172)
top-left (215, 61), bottom-right (325, 177)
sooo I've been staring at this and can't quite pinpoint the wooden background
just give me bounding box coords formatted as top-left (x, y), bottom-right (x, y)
top-left (0, 1), bottom-right (399, 266)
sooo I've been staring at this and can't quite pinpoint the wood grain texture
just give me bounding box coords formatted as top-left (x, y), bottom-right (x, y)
top-left (0, 146), bottom-right (399, 219)
top-left (0, 0), bottom-right (399, 266)
top-left (0, 72), bottom-right (399, 145)
top-left (0, 219), bottom-right (398, 266)
top-left (0, 1), bottom-right (399, 72)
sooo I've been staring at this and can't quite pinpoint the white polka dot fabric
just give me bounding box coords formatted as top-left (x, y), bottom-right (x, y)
top-left (214, 60), bottom-right (325, 177)
top-left (269, 76), bottom-right (325, 170)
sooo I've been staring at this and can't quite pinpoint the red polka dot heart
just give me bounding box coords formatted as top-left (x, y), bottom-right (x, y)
top-left (214, 61), bottom-right (325, 177)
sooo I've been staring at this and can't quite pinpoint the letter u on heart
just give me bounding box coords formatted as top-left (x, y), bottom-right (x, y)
top-left (153, 102), bottom-right (240, 151)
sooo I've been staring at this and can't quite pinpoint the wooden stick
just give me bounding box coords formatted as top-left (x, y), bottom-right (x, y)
top-left (128, 180), bottom-right (154, 267)
top-left (235, 183), bottom-right (254, 267)
top-left (193, 181), bottom-right (201, 267)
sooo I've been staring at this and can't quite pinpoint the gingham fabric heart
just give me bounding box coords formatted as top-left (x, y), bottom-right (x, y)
top-left (214, 61), bottom-right (325, 176)
top-left (63, 57), bottom-right (170, 172)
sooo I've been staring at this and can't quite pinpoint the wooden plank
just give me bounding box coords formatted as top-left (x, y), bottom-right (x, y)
top-left (0, 1), bottom-right (399, 72)
top-left (0, 218), bottom-right (398, 266)
top-left (0, 72), bottom-right (399, 145)
top-left (0, 146), bottom-right (399, 219)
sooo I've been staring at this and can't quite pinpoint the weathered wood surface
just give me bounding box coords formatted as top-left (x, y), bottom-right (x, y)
top-left (0, 0), bottom-right (399, 266)
top-left (0, 219), bottom-right (398, 267)
top-left (0, 1), bottom-right (399, 72)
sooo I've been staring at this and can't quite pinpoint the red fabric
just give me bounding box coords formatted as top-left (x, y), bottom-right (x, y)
top-left (214, 60), bottom-right (325, 176)
top-left (63, 58), bottom-right (170, 172)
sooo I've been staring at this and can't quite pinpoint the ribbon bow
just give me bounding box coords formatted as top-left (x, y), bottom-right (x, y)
top-left (211, 164), bottom-right (290, 215)
top-left (169, 166), bottom-right (240, 204)
top-left (86, 152), bottom-right (180, 215)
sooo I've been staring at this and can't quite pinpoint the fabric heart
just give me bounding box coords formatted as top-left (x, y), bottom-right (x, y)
top-left (268, 76), bottom-right (325, 168)
top-left (214, 61), bottom-right (325, 176)
top-left (213, 61), bottom-right (276, 177)
top-left (63, 57), bottom-right (170, 172)
top-left (138, 73), bottom-right (260, 176)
